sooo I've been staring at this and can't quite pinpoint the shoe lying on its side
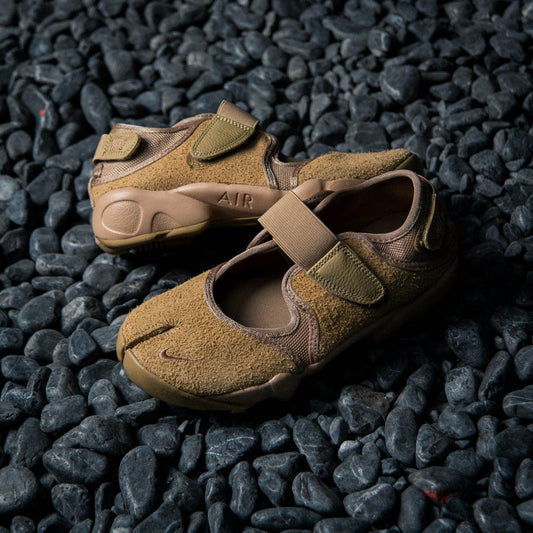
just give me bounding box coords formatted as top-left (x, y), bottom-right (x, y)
top-left (116, 169), bottom-right (458, 412)
top-left (88, 100), bottom-right (421, 253)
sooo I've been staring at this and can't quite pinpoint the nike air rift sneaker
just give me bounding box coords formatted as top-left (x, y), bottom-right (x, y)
top-left (116, 169), bottom-right (458, 411)
top-left (89, 100), bottom-right (421, 253)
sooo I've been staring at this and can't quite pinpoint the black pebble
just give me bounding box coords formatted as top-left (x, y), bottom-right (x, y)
top-left (138, 420), bottom-right (182, 457)
top-left (292, 471), bottom-right (343, 515)
top-left (228, 461), bottom-right (258, 521)
top-left (380, 65), bottom-right (421, 104)
top-left (0, 466), bottom-right (40, 514)
top-left (51, 483), bottom-right (92, 524)
top-left (68, 328), bottom-right (99, 366)
top-left (40, 395), bottom-right (87, 433)
top-left (343, 483), bottom-right (397, 524)
top-left (119, 445), bottom-right (158, 522)
top-left (205, 426), bottom-right (259, 470)
top-left (43, 447), bottom-right (109, 485)
top-left (293, 418), bottom-right (336, 479)
top-left (473, 497), bottom-right (522, 533)
top-left (251, 506), bottom-right (323, 531)
top-left (80, 83), bottom-right (111, 134)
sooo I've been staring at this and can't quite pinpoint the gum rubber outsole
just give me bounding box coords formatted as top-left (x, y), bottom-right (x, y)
top-left (115, 259), bottom-right (458, 412)
top-left (96, 218), bottom-right (258, 255)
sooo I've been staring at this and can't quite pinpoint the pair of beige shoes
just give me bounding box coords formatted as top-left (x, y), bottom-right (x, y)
top-left (88, 101), bottom-right (458, 412)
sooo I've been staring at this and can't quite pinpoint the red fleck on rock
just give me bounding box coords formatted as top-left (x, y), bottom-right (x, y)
top-left (424, 490), bottom-right (450, 505)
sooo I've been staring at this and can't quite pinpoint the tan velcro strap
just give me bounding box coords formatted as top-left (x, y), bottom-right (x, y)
top-left (415, 178), bottom-right (445, 252)
top-left (190, 100), bottom-right (259, 161)
top-left (420, 193), bottom-right (446, 251)
top-left (92, 132), bottom-right (141, 164)
top-left (258, 192), bottom-right (385, 305)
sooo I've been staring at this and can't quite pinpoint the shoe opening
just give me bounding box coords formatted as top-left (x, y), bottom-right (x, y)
top-left (320, 175), bottom-right (415, 235)
top-left (214, 247), bottom-right (293, 329)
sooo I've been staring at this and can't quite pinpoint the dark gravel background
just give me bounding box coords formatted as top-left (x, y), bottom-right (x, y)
top-left (0, 0), bottom-right (532, 531)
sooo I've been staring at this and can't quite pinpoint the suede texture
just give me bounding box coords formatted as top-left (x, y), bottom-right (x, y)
top-left (297, 149), bottom-right (416, 183)
top-left (121, 271), bottom-right (297, 397)
top-left (91, 126), bottom-right (418, 203)
top-left (121, 238), bottom-right (454, 398)
top-left (91, 121), bottom-right (271, 202)
top-left (290, 238), bottom-right (455, 358)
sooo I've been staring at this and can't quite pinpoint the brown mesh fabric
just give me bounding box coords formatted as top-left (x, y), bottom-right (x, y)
top-left (269, 156), bottom-right (307, 190)
top-left (282, 271), bottom-right (321, 366)
top-left (367, 185), bottom-right (455, 270)
top-left (277, 316), bottom-right (313, 367)
top-left (91, 116), bottom-right (209, 186)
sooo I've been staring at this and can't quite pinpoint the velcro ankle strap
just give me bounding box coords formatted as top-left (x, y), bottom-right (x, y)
top-left (93, 132), bottom-right (141, 163)
top-left (190, 100), bottom-right (259, 161)
top-left (258, 192), bottom-right (385, 305)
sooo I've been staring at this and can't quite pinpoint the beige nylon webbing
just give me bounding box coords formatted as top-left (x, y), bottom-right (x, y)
top-left (217, 100), bottom-right (258, 128)
top-left (258, 192), bottom-right (337, 270)
top-left (258, 192), bottom-right (385, 305)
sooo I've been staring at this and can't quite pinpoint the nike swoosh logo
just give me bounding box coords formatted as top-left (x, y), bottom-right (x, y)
top-left (158, 348), bottom-right (194, 363)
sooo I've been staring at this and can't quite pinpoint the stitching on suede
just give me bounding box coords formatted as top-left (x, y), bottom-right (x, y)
top-left (191, 116), bottom-right (254, 159)
top-left (216, 115), bottom-right (252, 130)
top-left (100, 136), bottom-right (112, 156)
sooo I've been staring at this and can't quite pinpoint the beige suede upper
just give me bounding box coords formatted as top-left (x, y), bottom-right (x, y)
top-left (291, 239), bottom-right (454, 358)
top-left (89, 101), bottom-right (421, 206)
top-left (298, 149), bottom-right (421, 184)
top-left (117, 171), bottom-right (457, 399)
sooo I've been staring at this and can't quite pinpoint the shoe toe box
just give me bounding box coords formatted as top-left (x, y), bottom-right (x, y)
top-left (117, 271), bottom-right (297, 398)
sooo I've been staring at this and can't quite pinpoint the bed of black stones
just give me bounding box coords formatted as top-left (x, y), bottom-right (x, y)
top-left (0, 0), bottom-right (532, 531)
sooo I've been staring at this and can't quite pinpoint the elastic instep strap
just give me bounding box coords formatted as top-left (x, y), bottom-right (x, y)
top-left (258, 192), bottom-right (385, 305)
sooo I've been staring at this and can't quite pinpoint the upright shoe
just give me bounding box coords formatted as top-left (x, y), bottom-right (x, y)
top-left (116, 169), bottom-right (458, 411)
top-left (89, 100), bottom-right (421, 253)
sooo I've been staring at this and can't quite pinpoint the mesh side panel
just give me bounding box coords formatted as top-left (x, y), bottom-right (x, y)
top-left (371, 225), bottom-right (422, 264)
top-left (270, 157), bottom-right (307, 190)
top-left (276, 318), bottom-right (312, 367)
top-left (368, 186), bottom-right (449, 267)
top-left (92, 118), bottom-right (207, 185)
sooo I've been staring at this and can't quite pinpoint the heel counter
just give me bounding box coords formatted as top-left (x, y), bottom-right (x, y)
top-left (91, 187), bottom-right (213, 242)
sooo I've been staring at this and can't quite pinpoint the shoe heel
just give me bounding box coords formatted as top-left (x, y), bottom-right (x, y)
top-left (92, 187), bottom-right (212, 253)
